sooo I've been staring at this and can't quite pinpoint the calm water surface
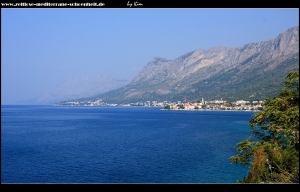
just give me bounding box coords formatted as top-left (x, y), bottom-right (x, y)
top-left (1, 105), bottom-right (255, 183)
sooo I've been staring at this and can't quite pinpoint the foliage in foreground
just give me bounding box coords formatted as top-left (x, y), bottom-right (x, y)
top-left (229, 69), bottom-right (299, 183)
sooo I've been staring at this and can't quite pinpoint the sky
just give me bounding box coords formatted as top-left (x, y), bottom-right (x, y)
top-left (1, 8), bottom-right (299, 104)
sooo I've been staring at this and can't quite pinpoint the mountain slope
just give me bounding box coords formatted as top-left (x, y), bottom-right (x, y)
top-left (59, 26), bottom-right (299, 104)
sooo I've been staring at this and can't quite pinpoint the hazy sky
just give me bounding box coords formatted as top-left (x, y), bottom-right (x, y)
top-left (1, 8), bottom-right (299, 104)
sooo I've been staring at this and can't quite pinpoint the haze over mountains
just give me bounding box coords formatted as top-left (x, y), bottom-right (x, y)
top-left (58, 26), bottom-right (298, 105)
top-left (15, 76), bottom-right (129, 105)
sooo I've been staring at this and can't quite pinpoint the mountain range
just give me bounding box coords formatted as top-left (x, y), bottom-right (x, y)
top-left (58, 26), bottom-right (299, 105)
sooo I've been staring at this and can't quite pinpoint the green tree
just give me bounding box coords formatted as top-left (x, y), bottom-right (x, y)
top-left (229, 69), bottom-right (299, 183)
top-left (164, 105), bottom-right (171, 110)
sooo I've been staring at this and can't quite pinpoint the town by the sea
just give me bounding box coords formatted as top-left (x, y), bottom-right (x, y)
top-left (1, 105), bottom-right (255, 183)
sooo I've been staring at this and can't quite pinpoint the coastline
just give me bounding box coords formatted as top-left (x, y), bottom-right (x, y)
top-left (160, 108), bottom-right (261, 112)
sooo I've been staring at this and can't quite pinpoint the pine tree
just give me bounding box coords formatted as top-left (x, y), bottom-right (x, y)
top-left (229, 69), bottom-right (299, 183)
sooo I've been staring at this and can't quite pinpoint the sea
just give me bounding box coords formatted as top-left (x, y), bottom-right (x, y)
top-left (1, 105), bottom-right (256, 184)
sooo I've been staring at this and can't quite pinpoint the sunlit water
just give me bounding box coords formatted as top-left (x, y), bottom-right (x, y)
top-left (1, 105), bottom-right (254, 183)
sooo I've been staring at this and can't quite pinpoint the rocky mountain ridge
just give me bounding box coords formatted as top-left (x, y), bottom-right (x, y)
top-left (131, 26), bottom-right (298, 85)
top-left (58, 26), bottom-right (299, 105)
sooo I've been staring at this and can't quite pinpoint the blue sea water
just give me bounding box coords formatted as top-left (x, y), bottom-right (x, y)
top-left (1, 105), bottom-right (255, 184)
